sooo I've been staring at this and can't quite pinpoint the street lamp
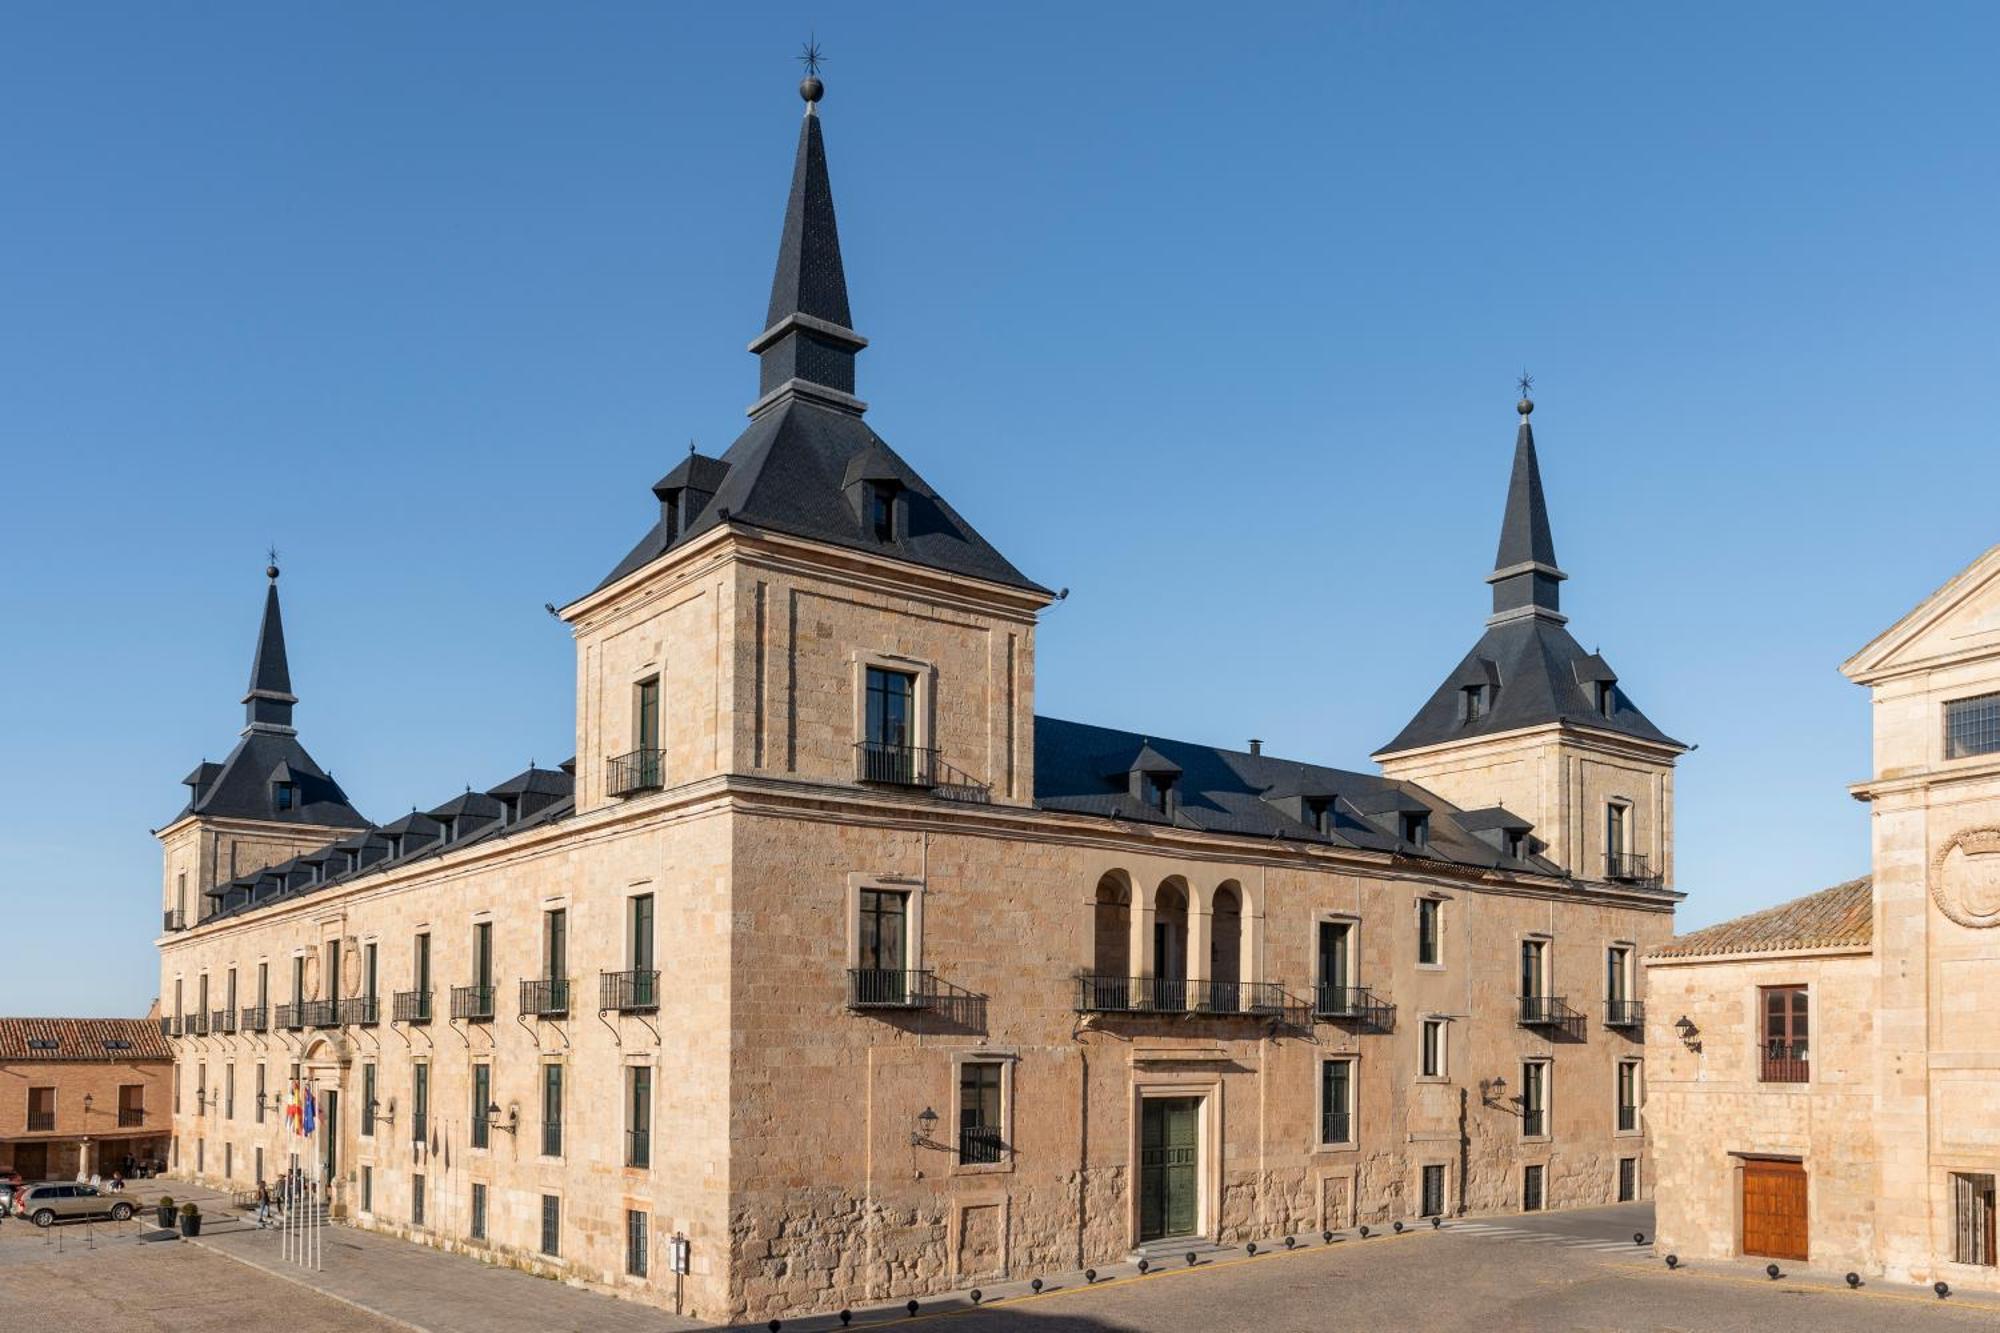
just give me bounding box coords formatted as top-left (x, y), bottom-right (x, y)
top-left (911, 1106), bottom-right (938, 1147)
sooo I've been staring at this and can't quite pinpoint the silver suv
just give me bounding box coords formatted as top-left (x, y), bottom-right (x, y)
top-left (14, 1182), bottom-right (135, 1226)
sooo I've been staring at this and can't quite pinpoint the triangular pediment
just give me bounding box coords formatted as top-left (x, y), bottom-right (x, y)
top-left (1844, 544), bottom-right (2000, 683)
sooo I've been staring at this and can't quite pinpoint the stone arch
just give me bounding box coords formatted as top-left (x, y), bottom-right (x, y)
top-left (1153, 877), bottom-right (1191, 991)
top-left (1210, 881), bottom-right (1243, 991)
top-left (1092, 870), bottom-right (1133, 979)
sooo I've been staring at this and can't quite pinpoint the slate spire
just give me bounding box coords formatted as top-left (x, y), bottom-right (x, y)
top-left (1486, 394), bottom-right (1567, 624)
top-left (243, 562), bottom-right (299, 734)
top-left (746, 71), bottom-right (869, 418)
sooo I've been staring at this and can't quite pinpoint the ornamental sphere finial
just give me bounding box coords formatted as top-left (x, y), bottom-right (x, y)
top-left (800, 75), bottom-right (823, 104)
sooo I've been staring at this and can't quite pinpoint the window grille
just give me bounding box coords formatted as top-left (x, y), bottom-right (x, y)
top-left (1946, 693), bottom-right (2000, 759)
top-left (1954, 1173), bottom-right (1997, 1267)
top-left (540, 1194), bottom-right (561, 1256)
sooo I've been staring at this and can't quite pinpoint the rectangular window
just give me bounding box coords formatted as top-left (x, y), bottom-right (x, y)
top-left (471, 1182), bottom-right (488, 1241)
top-left (1618, 1157), bottom-right (1638, 1203)
top-left (1519, 938), bottom-right (1547, 999)
top-left (26, 1086), bottom-right (54, 1131)
top-left (541, 1064), bottom-right (563, 1158)
top-left (1401, 811), bottom-right (1430, 848)
top-left (1421, 1163), bottom-right (1447, 1218)
top-left (1521, 1060), bottom-right (1548, 1138)
top-left (412, 1173), bottom-right (425, 1227)
top-left (1421, 1019), bottom-right (1447, 1079)
top-left (414, 932), bottom-right (431, 993)
top-left (1318, 920), bottom-right (1351, 1005)
top-left (626, 1209), bottom-right (649, 1278)
top-left (635, 677), bottom-right (660, 752)
top-left (864, 666), bottom-right (915, 751)
top-left (1319, 1058), bottom-right (1354, 1146)
top-left (1617, 1060), bottom-right (1641, 1133)
top-left (1523, 1163), bottom-right (1545, 1212)
top-left (958, 1061), bottom-right (1003, 1165)
top-left (1417, 898), bottom-right (1440, 966)
top-left (1759, 985), bottom-right (1810, 1082)
top-left (472, 1063), bottom-right (491, 1150)
top-left (255, 1146), bottom-right (263, 1189)
top-left (257, 961), bottom-right (269, 1009)
top-left (626, 1066), bottom-right (651, 1168)
top-left (1946, 692), bottom-right (2000, 760)
top-left (196, 1062), bottom-right (207, 1114)
top-left (325, 939), bottom-right (341, 1004)
top-left (629, 894), bottom-right (655, 972)
top-left (291, 954), bottom-right (305, 1005)
top-left (361, 1063), bottom-right (376, 1136)
top-left (544, 908), bottom-right (567, 981)
top-left (255, 1064), bottom-right (265, 1123)
top-left (224, 1064), bottom-right (235, 1119)
top-left (473, 922), bottom-right (493, 994)
top-left (226, 967), bottom-right (238, 1015)
top-left (1953, 1172), bottom-right (1997, 1267)
top-left (540, 1194), bottom-right (560, 1257)
top-left (1606, 945), bottom-right (1630, 1004)
top-left (225, 1143), bottom-right (232, 1180)
top-left (174, 1063), bottom-right (182, 1114)
top-left (360, 1164), bottom-right (372, 1213)
top-left (412, 1064), bottom-right (429, 1144)
top-left (858, 887), bottom-right (909, 975)
top-left (119, 1083), bottom-right (143, 1126)
top-left (364, 942), bottom-right (378, 1001)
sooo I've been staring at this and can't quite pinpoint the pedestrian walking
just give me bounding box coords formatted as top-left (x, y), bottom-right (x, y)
top-left (256, 1180), bottom-right (271, 1229)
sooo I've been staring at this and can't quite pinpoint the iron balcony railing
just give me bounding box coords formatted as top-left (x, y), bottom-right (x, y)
top-left (626, 1128), bottom-right (650, 1170)
top-left (302, 999), bottom-right (339, 1028)
top-left (26, 1110), bottom-right (55, 1132)
top-left (451, 985), bottom-right (496, 1022)
top-left (520, 978), bottom-right (570, 1019)
top-left (542, 1119), bottom-right (563, 1159)
top-left (275, 1003), bottom-right (303, 1031)
top-left (1074, 975), bottom-right (1289, 1016)
top-left (185, 1011), bottom-right (208, 1037)
top-left (1518, 995), bottom-right (1582, 1027)
top-left (158, 1016), bottom-right (178, 1038)
top-left (1523, 1106), bottom-right (1547, 1137)
top-left (339, 996), bottom-right (380, 1027)
top-left (392, 990), bottom-right (433, 1024)
top-left (1604, 999), bottom-right (1645, 1029)
top-left (600, 969), bottom-right (660, 1013)
top-left (959, 1124), bottom-right (1004, 1166)
top-left (853, 741), bottom-right (937, 788)
top-left (847, 968), bottom-right (937, 1010)
top-left (240, 1005), bottom-right (268, 1034)
top-left (163, 909), bottom-right (186, 933)
top-left (118, 1107), bottom-right (144, 1128)
top-left (209, 1008), bottom-right (236, 1035)
top-left (1760, 1041), bottom-right (1810, 1084)
top-left (1313, 984), bottom-right (1396, 1030)
top-left (1605, 852), bottom-right (1659, 885)
top-left (606, 748), bottom-right (665, 797)
top-left (1320, 1109), bottom-right (1352, 1146)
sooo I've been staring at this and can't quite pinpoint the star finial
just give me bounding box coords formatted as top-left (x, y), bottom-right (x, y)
top-left (265, 544), bottom-right (281, 580)
top-left (1515, 370), bottom-right (1535, 418)
top-left (798, 35), bottom-right (826, 78)
top-left (1516, 370), bottom-right (1534, 399)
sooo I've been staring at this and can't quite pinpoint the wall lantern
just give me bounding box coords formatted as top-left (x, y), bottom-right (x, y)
top-left (488, 1101), bottom-right (519, 1135)
top-left (911, 1106), bottom-right (938, 1147)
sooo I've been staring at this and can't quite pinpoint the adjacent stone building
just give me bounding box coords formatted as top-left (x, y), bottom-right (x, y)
top-left (1648, 543), bottom-right (2000, 1290)
top-left (0, 1017), bottom-right (172, 1181)
top-left (155, 73), bottom-right (1686, 1321)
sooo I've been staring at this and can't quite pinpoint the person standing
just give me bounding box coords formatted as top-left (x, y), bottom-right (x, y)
top-left (256, 1180), bottom-right (271, 1229)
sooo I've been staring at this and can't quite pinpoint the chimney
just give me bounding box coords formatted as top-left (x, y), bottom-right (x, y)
top-left (1248, 739), bottom-right (1262, 756)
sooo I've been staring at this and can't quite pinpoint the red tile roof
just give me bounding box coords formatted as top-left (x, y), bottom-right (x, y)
top-left (0, 1017), bottom-right (171, 1063)
top-left (1650, 876), bottom-right (1873, 960)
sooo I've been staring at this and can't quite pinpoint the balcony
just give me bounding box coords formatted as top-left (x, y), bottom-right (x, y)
top-left (275, 1003), bottom-right (303, 1031)
top-left (606, 748), bottom-right (665, 798)
top-left (163, 909), bottom-right (186, 933)
top-left (1518, 995), bottom-right (1583, 1028)
top-left (1760, 1041), bottom-right (1810, 1084)
top-left (158, 1016), bottom-right (178, 1038)
top-left (450, 985), bottom-right (495, 1022)
top-left (847, 968), bottom-right (937, 1010)
top-left (1605, 852), bottom-right (1661, 886)
top-left (520, 978), bottom-right (570, 1019)
top-left (853, 741), bottom-right (936, 788)
top-left (26, 1110), bottom-right (54, 1133)
top-left (185, 1011), bottom-right (208, 1037)
top-left (118, 1107), bottom-right (144, 1128)
top-left (1604, 999), bottom-right (1645, 1029)
top-left (339, 996), bottom-right (380, 1027)
top-left (959, 1124), bottom-right (1004, 1166)
top-left (599, 969), bottom-right (660, 1013)
top-left (1313, 984), bottom-right (1397, 1031)
top-left (1074, 976), bottom-right (1290, 1016)
top-left (302, 999), bottom-right (339, 1028)
top-left (209, 1008), bottom-right (236, 1035)
top-left (392, 990), bottom-right (433, 1024)
top-left (240, 1005), bottom-right (269, 1034)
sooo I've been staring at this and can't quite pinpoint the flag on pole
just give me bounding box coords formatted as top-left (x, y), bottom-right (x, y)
top-left (302, 1084), bottom-right (317, 1137)
top-left (285, 1081), bottom-right (302, 1134)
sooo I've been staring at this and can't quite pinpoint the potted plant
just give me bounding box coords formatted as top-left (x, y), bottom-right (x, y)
top-left (156, 1195), bottom-right (176, 1229)
top-left (178, 1201), bottom-right (201, 1238)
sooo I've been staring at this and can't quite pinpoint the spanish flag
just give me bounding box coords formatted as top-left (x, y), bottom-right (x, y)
top-left (284, 1081), bottom-right (302, 1134)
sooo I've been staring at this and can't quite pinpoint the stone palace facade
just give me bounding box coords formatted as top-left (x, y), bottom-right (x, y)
top-left (156, 73), bottom-right (1687, 1322)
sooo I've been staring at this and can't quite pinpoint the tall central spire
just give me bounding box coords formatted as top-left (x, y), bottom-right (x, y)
top-left (746, 70), bottom-right (869, 418)
top-left (243, 561), bottom-right (299, 734)
top-left (1485, 394), bottom-right (1567, 625)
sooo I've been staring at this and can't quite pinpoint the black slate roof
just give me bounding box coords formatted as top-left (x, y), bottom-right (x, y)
top-left (1034, 716), bottom-right (1560, 875)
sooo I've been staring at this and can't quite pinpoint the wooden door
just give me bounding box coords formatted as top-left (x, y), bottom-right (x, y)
top-left (1139, 1099), bottom-right (1199, 1241)
top-left (1742, 1158), bottom-right (1808, 1261)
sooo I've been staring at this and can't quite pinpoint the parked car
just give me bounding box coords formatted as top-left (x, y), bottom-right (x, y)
top-left (15, 1182), bottom-right (135, 1226)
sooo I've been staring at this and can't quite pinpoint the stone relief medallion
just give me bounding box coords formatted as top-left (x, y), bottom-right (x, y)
top-left (1933, 829), bottom-right (2000, 928)
top-left (301, 950), bottom-right (321, 999)
top-left (340, 938), bottom-right (363, 994)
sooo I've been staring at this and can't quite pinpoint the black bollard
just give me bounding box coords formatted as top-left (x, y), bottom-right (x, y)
top-left (907, 1299), bottom-right (920, 1317)
top-left (838, 1314), bottom-right (852, 1327)
top-left (1665, 1255), bottom-right (1679, 1270)
top-left (1137, 1258), bottom-right (1150, 1275)
top-left (768, 1321), bottom-right (781, 1332)
top-left (1634, 1232), bottom-right (1646, 1246)
top-left (1766, 1263), bottom-right (1782, 1280)
top-left (1359, 1225), bottom-right (1370, 1239)
top-left (1030, 1278), bottom-right (1043, 1294)
top-left (1393, 1221), bottom-right (1404, 1234)
top-left (1186, 1251), bottom-right (1198, 1267)
top-left (1431, 1217), bottom-right (1442, 1230)
top-left (1284, 1236), bottom-right (1296, 1250)
top-left (1845, 1273), bottom-right (1861, 1289)
top-left (1084, 1268), bottom-right (1097, 1284)
top-left (1322, 1230), bottom-right (1333, 1244)
top-left (969, 1290), bottom-right (982, 1305)
top-left (1936, 1281), bottom-right (1951, 1300)
top-left (1246, 1242), bottom-right (1257, 1256)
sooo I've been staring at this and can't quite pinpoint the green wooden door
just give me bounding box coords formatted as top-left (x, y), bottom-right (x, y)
top-left (1140, 1098), bottom-right (1200, 1240)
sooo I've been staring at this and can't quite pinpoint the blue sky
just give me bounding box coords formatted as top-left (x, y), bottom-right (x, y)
top-left (3, 5), bottom-right (1996, 1016)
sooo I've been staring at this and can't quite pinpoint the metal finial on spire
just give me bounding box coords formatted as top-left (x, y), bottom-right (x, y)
top-left (266, 545), bottom-right (282, 580)
top-left (1516, 370), bottom-right (1535, 417)
top-left (798, 35), bottom-right (826, 103)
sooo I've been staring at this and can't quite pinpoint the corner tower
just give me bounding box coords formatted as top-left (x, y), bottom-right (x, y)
top-left (562, 69), bottom-right (1051, 814)
top-left (157, 564), bottom-right (368, 931)
top-left (1375, 394), bottom-right (1686, 884)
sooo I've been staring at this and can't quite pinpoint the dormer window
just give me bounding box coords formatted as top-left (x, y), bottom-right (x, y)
top-left (497, 797), bottom-right (517, 828)
top-left (1400, 811), bottom-right (1430, 848)
top-left (1462, 685), bottom-right (1487, 723)
top-left (273, 781), bottom-right (298, 812)
top-left (1306, 798), bottom-right (1334, 836)
top-left (384, 835), bottom-right (403, 861)
top-left (1506, 829), bottom-right (1526, 860)
top-left (344, 850), bottom-right (360, 874)
top-left (867, 482), bottom-right (895, 542)
top-left (660, 491), bottom-right (681, 545)
top-left (1594, 681), bottom-right (1615, 717)
top-left (1145, 773), bottom-right (1175, 813)
top-left (437, 819), bottom-right (454, 847)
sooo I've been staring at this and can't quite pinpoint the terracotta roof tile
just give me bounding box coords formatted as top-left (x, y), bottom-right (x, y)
top-left (1651, 876), bottom-right (1873, 960)
top-left (0, 1017), bottom-right (172, 1063)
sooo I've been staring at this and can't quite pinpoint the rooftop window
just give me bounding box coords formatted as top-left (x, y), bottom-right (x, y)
top-left (26, 1038), bottom-right (58, 1050)
top-left (866, 482), bottom-right (896, 542)
top-left (1400, 811), bottom-right (1430, 848)
top-left (1946, 691), bottom-right (2000, 759)
top-left (1594, 681), bottom-right (1616, 717)
top-left (1461, 684), bottom-right (1487, 723)
top-left (273, 781), bottom-right (298, 812)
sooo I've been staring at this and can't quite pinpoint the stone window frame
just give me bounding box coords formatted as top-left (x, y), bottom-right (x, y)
top-left (849, 650), bottom-right (937, 757)
top-left (1417, 1159), bottom-right (1451, 1219)
top-left (844, 872), bottom-right (926, 976)
top-left (1415, 894), bottom-right (1447, 971)
top-left (1518, 931), bottom-right (1555, 1002)
top-left (1315, 1054), bottom-right (1358, 1152)
top-left (223, 1061), bottom-right (235, 1121)
top-left (468, 1060), bottom-right (493, 1155)
top-left (538, 1058), bottom-right (566, 1163)
top-left (1519, 1056), bottom-right (1553, 1144)
top-left (1614, 1057), bottom-right (1644, 1139)
top-left (1418, 1017), bottom-right (1450, 1082)
top-left (360, 1060), bottom-right (376, 1140)
top-left (623, 1055), bottom-right (655, 1173)
top-left (1522, 1161), bottom-right (1547, 1212)
top-left (1313, 911), bottom-right (1360, 993)
top-left (1604, 939), bottom-right (1635, 1005)
top-left (1616, 1154), bottom-right (1640, 1203)
top-left (948, 1047), bottom-right (1017, 1177)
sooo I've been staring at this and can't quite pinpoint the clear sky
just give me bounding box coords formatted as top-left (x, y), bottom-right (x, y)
top-left (3, 4), bottom-right (1996, 1017)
